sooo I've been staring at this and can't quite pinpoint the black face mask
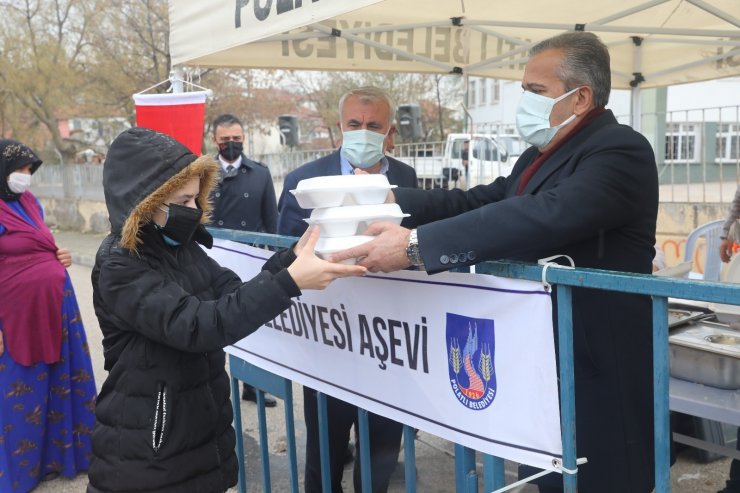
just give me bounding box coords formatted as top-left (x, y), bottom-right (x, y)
top-left (158, 204), bottom-right (203, 246)
top-left (218, 141), bottom-right (243, 162)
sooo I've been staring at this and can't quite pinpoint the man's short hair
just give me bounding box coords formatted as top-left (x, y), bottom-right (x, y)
top-left (212, 114), bottom-right (243, 136)
top-left (338, 87), bottom-right (396, 127)
top-left (530, 31), bottom-right (611, 108)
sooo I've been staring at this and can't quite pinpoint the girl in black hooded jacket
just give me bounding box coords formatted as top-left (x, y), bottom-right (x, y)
top-left (87, 128), bottom-right (364, 493)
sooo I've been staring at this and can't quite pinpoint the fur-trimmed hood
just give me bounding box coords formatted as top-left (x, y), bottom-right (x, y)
top-left (103, 128), bottom-right (219, 252)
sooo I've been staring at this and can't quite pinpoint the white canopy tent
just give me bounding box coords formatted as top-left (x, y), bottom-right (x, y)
top-left (170, 0), bottom-right (739, 85)
top-left (170, 0), bottom-right (740, 125)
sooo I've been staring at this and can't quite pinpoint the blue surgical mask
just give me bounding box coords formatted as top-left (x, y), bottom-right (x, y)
top-left (340, 129), bottom-right (386, 169)
top-left (515, 87), bottom-right (580, 149)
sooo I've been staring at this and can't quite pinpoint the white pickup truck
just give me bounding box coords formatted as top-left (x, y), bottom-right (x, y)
top-left (399, 133), bottom-right (525, 189)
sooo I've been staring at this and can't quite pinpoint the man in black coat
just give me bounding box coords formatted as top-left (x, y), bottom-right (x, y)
top-left (332, 33), bottom-right (659, 493)
top-left (277, 87), bottom-right (417, 493)
top-left (210, 114), bottom-right (278, 234)
top-left (210, 113), bottom-right (280, 406)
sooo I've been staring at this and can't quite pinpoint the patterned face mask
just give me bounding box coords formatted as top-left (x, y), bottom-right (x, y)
top-left (218, 141), bottom-right (243, 162)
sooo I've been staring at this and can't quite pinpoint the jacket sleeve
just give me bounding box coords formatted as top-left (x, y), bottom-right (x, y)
top-left (277, 171), bottom-right (308, 238)
top-left (401, 126), bottom-right (657, 273)
top-left (262, 246), bottom-right (298, 275)
top-left (97, 252), bottom-right (300, 353)
top-left (396, 174), bottom-right (509, 229)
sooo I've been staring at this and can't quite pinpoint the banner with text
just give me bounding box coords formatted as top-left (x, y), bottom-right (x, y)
top-left (210, 239), bottom-right (563, 471)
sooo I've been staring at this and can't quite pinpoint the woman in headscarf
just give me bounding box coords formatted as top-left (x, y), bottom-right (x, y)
top-left (87, 128), bottom-right (364, 493)
top-left (0, 139), bottom-right (97, 492)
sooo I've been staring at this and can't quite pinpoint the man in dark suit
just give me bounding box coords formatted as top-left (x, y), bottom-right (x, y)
top-left (277, 91), bottom-right (417, 238)
top-left (332, 33), bottom-right (659, 493)
top-left (209, 113), bottom-right (279, 407)
top-left (277, 87), bottom-right (417, 493)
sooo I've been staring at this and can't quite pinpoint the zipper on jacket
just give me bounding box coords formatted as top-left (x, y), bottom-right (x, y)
top-left (152, 382), bottom-right (168, 453)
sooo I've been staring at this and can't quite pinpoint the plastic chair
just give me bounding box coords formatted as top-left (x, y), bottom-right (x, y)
top-left (683, 219), bottom-right (725, 281)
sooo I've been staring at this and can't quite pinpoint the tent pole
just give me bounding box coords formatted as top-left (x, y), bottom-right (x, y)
top-left (630, 37), bottom-right (644, 131)
top-left (463, 74), bottom-right (470, 134)
top-left (630, 88), bottom-right (641, 131)
top-left (170, 65), bottom-right (184, 93)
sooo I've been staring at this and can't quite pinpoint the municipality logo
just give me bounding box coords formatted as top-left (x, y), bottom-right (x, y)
top-left (446, 313), bottom-right (496, 411)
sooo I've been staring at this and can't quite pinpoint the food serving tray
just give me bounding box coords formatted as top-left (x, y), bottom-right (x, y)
top-left (667, 308), bottom-right (713, 328)
top-left (305, 204), bottom-right (409, 237)
top-left (669, 322), bottom-right (740, 389)
top-left (292, 174), bottom-right (396, 209)
top-left (314, 235), bottom-right (373, 264)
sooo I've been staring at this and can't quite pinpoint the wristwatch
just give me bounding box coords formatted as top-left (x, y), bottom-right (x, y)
top-left (406, 229), bottom-right (424, 267)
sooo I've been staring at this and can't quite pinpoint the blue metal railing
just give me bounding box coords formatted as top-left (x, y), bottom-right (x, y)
top-left (211, 228), bottom-right (740, 493)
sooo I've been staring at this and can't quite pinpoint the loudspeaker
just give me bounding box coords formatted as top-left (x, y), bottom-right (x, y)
top-left (396, 104), bottom-right (423, 142)
top-left (278, 115), bottom-right (300, 147)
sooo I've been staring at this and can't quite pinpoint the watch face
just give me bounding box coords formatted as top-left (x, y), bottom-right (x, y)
top-left (406, 243), bottom-right (422, 266)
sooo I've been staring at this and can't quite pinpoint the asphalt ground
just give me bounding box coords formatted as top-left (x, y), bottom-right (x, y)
top-left (28, 228), bottom-right (735, 493)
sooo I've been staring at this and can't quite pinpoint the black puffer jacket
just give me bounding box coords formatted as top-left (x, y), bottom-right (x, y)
top-left (88, 128), bottom-right (300, 493)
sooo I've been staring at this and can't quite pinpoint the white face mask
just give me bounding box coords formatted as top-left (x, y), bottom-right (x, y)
top-left (515, 87), bottom-right (581, 149)
top-left (340, 128), bottom-right (387, 169)
top-left (7, 171), bottom-right (32, 194)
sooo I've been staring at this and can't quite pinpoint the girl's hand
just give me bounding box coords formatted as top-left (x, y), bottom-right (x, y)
top-left (0, 330), bottom-right (4, 357)
top-left (288, 227), bottom-right (366, 290)
top-left (56, 247), bottom-right (72, 268)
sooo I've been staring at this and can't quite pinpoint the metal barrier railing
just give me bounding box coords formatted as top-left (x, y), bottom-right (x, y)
top-left (209, 228), bottom-right (740, 493)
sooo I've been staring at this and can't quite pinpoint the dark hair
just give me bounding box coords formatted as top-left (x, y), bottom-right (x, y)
top-left (530, 32), bottom-right (611, 108)
top-left (212, 114), bottom-right (243, 136)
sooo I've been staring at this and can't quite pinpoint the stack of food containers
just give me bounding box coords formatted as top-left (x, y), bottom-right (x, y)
top-left (290, 174), bottom-right (409, 264)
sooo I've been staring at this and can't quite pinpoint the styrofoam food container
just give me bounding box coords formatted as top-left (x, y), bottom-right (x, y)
top-left (305, 204), bottom-right (409, 237)
top-left (707, 302), bottom-right (740, 324)
top-left (291, 174), bottom-right (396, 209)
top-left (314, 235), bottom-right (374, 264)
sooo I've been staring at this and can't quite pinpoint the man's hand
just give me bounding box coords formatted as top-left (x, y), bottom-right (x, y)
top-left (56, 247), bottom-right (72, 268)
top-left (351, 169), bottom-right (396, 203)
top-left (720, 238), bottom-right (734, 263)
top-left (329, 222), bottom-right (412, 273)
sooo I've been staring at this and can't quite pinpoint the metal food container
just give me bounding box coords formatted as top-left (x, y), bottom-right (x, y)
top-left (667, 308), bottom-right (711, 328)
top-left (669, 322), bottom-right (740, 389)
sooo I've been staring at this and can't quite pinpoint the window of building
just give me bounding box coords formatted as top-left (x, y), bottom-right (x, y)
top-left (665, 123), bottom-right (697, 162)
top-left (491, 80), bottom-right (500, 104)
top-left (469, 80), bottom-right (477, 108)
top-left (716, 123), bottom-right (740, 161)
top-left (479, 80), bottom-right (487, 106)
